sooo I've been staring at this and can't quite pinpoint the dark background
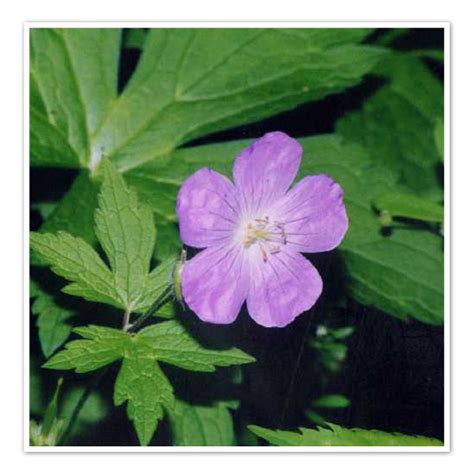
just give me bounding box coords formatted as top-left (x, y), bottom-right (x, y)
top-left (30, 28), bottom-right (444, 445)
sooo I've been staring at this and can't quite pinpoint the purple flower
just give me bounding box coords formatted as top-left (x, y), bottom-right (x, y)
top-left (176, 132), bottom-right (349, 328)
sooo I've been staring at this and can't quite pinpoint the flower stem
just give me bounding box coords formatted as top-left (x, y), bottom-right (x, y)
top-left (127, 285), bottom-right (174, 333)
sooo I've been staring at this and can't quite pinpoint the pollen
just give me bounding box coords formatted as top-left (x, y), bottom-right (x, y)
top-left (242, 216), bottom-right (288, 261)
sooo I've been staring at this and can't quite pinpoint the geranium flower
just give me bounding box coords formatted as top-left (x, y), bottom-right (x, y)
top-left (176, 132), bottom-right (349, 328)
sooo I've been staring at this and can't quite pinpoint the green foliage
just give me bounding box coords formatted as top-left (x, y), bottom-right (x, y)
top-left (310, 325), bottom-right (353, 373)
top-left (30, 378), bottom-right (64, 446)
top-left (337, 54), bottom-right (443, 194)
top-left (113, 339), bottom-right (174, 446)
top-left (30, 280), bottom-right (74, 357)
top-left (30, 28), bottom-right (121, 168)
top-left (248, 423), bottom-right (443, 447)
top-left (373, 192), bottom-right (444, 223)
top-left (44, 322), bottom-right (254, 444)
top-left (434, 117), bottom-right (444, 161)
top-left (30, 28), bottom-right (445, 447)
top-left (169, 399), bottom-right (237, 446)
top-left (138, 321), bottom-right (256, 372)
top-left (313, 394), bottom-right (351, 409)
top-left (30, 28), bottom-right (385, 172)
top-left (31, 161), bottom-right (176, 314)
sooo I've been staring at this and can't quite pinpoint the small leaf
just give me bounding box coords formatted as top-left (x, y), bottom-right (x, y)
top-left (138, 321), bottom-right (256, 372)
top-left (248, 423), bottom-right (443, 447)
top-left (373, 192), bottom-right (444, 223)
top-left (313, 394), bottom-right (351, 409)
top-left (30, 279), bottom-right (74, 357)
top-left (169, 399), bottom-right (236, 446)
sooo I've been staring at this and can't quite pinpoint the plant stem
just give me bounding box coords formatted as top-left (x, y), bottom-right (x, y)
top-left (128, 285), bottom-right (174, 333)
top-left (122, 309), bottom-right (131, 331)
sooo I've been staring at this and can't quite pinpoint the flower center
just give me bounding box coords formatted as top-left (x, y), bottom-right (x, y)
top-left (242, 216), bottom-right (287, 262)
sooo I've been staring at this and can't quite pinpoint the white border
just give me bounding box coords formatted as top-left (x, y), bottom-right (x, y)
top-left (24, 21), bottom-right (450, 453)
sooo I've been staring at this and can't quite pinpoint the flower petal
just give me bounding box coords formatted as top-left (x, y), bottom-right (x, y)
top-left (246, 249), bottom-right (322, 328)
top-left (273, 175), bottom-right (349, 253)
top-left (181, 245), bottom-right (248, 324)
top-left (233, 131), bottom-right (302, 215)
top-left (176, 168), bottom-right (240, 248)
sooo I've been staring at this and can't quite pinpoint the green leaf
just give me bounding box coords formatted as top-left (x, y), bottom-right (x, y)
top-left (124, 28), bottom-right (148, 50)
top-left (337, 53), bottom-right (443, 193)
top-left (31, 161), bottom-right (176, 315)
top-left (94, 160), bottom-right (156, 311)
top-left (128, 135), bottom-right (444, 325)
top-left (40, 172), bottom-right (100, 245)
top-left (372, 192), bottom-right (444, 223)
top-left (114, 338), bottom-right (174, 446)
top-left (169, 399), bottom-right (236, 446)
top-left (44, 323), bottom-right (252, 444)
top-left (138, 320), bottom-right (256, 372)
top-left (248, 423), bottom-right (443, 447)
top-left (43, 325), bottom-right (128, 372)
top-left (31, 28), bottom-right (384, 171)
top-left (30, 280), bottom-right (74, 357)
top-left (42, 378), bottom-right (63, 436)
top-left (30, 231), bottom-right (121, 308)
top-left (61, 388), bottom-right (108, 425)
top-left (30, 107), bottom-right (80, 168)
top-left (30, 28), bottom-right (121, 167)
top-left (313, 394), bottom-right (351, 409)
top-left (434, 117), bottom-right (444, 161)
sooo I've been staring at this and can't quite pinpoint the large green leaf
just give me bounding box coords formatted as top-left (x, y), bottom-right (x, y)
top-left (248, 423), bottom-right (443, 446)
top-left (91, 28), bottom-right (385, 172)
top-left (31, 28), bottom-right (384, 171)
top-left (126, 135), bottom-right (443, 324)
top-left (337, 53), bottom-right (444, 194)
top-left (30, 28), bottom-right (121, 167)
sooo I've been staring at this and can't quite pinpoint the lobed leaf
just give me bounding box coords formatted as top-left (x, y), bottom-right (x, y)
top-left (248, 423), bottom-right (443, 446)
top-left (138, 320), bottom-right (256, 372)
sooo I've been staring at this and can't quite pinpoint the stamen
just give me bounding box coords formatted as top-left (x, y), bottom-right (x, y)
top-left (242, 216), bottom-right (288, 262)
